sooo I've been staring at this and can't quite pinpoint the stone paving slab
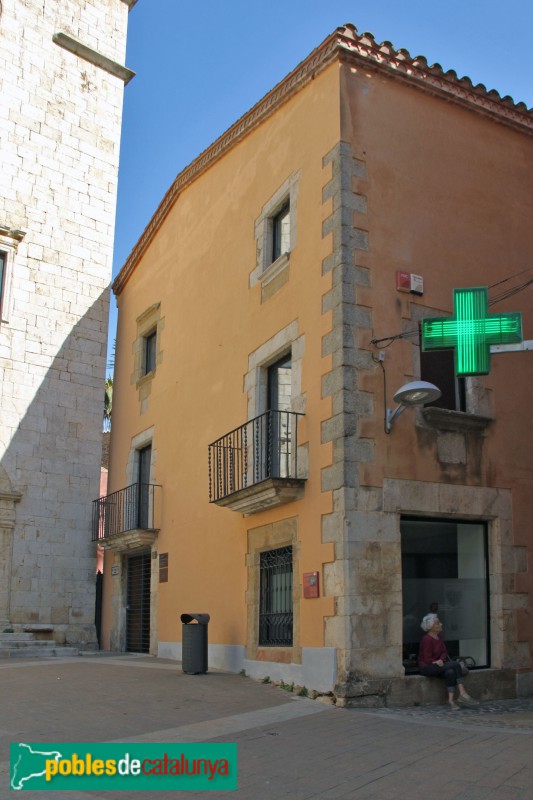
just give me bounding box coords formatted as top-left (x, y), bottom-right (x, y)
top-left (0, 655), bottom-right (532, 800)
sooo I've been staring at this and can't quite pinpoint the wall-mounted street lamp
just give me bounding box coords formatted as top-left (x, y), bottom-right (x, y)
top-left (385, 381), bottom-right (441, 434)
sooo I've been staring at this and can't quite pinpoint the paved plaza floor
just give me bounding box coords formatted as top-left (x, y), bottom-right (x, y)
top-left (1, 654), bottom-right (532, 799)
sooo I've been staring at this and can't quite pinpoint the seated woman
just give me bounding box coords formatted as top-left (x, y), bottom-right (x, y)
top-left (418, 613), bottom-right (479, 710)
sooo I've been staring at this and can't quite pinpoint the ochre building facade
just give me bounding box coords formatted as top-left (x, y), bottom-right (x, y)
top-left (101, 25), bottom-right (533, 703)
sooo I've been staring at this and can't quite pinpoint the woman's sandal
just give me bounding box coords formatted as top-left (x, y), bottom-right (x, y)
top-left (457, 695), bottom-right (479, 707)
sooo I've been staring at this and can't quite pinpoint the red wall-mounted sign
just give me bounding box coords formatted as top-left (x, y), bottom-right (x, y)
top-left (303, 571), bottom-right (319, 599)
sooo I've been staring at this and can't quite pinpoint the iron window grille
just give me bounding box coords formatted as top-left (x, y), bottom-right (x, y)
top-left (259, 545), bottom-right (293, 646)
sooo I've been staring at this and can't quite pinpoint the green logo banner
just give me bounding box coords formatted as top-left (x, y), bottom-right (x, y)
top-left (10, 742), bottom-right (237, 791)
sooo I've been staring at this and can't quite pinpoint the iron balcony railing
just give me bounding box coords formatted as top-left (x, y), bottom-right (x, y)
top-left (92, 483), bottom-right (161, 541)
top-left (208, 410), bottom-right (303, 503)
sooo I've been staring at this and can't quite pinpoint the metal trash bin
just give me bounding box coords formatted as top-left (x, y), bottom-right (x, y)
top-left (180, 613), bottom-right (210, 674)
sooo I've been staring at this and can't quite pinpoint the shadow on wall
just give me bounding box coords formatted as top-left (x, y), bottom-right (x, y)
top-left (0, 290), bottom-right (109, 646)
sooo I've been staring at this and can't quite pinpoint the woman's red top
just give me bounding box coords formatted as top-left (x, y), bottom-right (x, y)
top-left (418, 634), bottom-right (449, 667)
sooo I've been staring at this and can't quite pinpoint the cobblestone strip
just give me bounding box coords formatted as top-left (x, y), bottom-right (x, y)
top-left (357, 698), bottom-right (533, 733)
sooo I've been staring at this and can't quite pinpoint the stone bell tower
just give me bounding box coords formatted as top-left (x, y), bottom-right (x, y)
top-left (0, 0), bottom-right (136, 646)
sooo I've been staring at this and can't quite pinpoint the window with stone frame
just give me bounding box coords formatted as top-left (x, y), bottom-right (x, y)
top-left (0, 229), bottom-right (24, 324)
top-left (259, 545), bottom-right (293, 646)
top-left (246, 517), bottom-right (301, 662)
top-left (250, 172), bottom-right (300, 299)
top-left (0, 251), bottom-right (6, 317)
top-left (133, 302), bottom-right (162, 387)
top-left (133, 305), bottom-right (163, 415)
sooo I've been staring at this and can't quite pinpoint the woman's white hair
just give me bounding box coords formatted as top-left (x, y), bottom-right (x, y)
top-left (421, 613), bottom-right (439, 632)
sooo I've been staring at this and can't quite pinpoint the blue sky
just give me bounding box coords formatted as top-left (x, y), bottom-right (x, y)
top-left (108, 0), bottom-right (533, 370)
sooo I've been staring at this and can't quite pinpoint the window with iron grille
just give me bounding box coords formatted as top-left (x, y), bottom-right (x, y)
top-left (259, 546), bottom-right (293, 646)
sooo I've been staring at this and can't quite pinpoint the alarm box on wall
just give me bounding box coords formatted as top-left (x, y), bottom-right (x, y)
top-left (396, 271), bottom-right (424, 296)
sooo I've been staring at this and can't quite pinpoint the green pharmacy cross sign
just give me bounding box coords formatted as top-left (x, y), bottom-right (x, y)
top-left (421, 286), bottom-right (523, 376)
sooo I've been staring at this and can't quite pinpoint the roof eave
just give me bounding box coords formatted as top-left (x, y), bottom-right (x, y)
top-left (337, 25), bottom-right (533, 136)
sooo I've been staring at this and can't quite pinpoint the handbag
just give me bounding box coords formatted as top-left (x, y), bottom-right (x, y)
top-left (456, 656), bottom-right (476, 676)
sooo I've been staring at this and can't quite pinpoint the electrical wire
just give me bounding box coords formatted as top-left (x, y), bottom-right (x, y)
top-left (488, 265), bottom-right (533, 290)
top-left (489, 277), bottom-right (533, 306)
top-left (370, 328), bottom-right (419, 348)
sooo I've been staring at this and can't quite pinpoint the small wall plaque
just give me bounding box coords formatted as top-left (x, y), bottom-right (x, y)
top-left (303, 571), bottom-right (319, 599)
top-left (111, 565), bottom-right (120, 576)
top-left (159, 552), bottom-right (169, 583)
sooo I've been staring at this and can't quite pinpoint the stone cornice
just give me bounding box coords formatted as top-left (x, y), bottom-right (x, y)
top-left (113, 23), bottom-right (532, 295)
top-left (0, 490), bottom-right (22, 503)
top-left (53, 32), bottom-right (135, 84)
top-left (0, 488), bottom-right (22, 530)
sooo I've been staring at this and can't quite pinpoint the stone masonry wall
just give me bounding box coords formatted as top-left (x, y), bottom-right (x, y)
top-left (0, 0), bottom-right (132, 644)
top-left (320, 141), bottom-right (379, 680)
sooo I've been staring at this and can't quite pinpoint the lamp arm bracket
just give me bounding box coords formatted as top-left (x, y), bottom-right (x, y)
top-left (385, 404), bottom-right (407, 434)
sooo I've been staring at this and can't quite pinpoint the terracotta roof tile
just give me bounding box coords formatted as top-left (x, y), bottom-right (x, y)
top-left (336, 23), bottom-right (532, 117)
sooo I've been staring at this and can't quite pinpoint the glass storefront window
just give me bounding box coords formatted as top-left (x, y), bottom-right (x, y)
top-left (401, 518), bottom-right (489, 672)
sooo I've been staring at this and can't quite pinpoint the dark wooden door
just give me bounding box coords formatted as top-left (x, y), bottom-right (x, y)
top-left (126, 552), bottom-right (151, 653)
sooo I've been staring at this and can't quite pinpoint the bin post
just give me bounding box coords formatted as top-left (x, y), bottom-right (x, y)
top-left (180, 613), bottom-right (210, 674)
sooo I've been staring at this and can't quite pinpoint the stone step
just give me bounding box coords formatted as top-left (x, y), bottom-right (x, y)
top-left (0, 635), bottom-right (79, 659)
top-left (0, 633), bottom-right (37, 642)
top-left (0, 646), bottom-right (79, 659)
top-left (0, 640), bottom-right (54, 648)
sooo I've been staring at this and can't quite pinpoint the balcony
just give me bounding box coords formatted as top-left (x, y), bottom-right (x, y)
top-left (92, 483), bottom-right (161, 551)
top-left (208, 410), bottom-right (306, 514)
